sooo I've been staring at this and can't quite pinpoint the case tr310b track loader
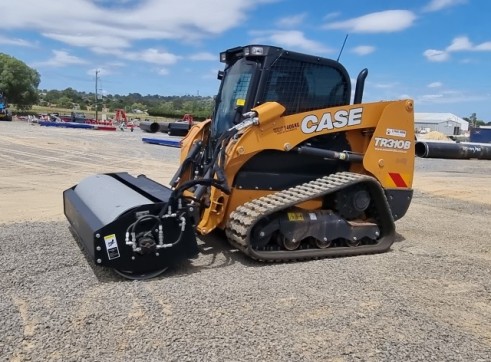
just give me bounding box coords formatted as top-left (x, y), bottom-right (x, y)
top-left (64, 45), bottom-right (415, 279)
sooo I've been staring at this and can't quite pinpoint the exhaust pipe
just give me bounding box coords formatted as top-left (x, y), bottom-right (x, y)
top-left (415, 140), bottom-right (491, 160)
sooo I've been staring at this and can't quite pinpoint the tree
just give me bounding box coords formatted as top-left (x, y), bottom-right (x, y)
top-left (129, 102), bottom-right (146, 112)
top-left (61, 87), bottom-right (82, 104)
top-left (0, 53), bottom-right (40, 110)
top-left (57, 96), bottom-right (73, 109)
top-left (463, 113), bottom-right (486, 128)
top-left (43, 89), bottom-right (62, 104)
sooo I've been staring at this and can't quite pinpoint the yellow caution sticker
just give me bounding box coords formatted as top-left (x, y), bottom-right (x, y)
top-left (236, 98), bottom-right (245, 106)
top-left (287, 212), bottom-right (304, 221)
top-left (104, 233), bottom-right (120, 260)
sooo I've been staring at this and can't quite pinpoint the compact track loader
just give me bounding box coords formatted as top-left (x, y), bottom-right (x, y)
top-left (64, 45), bottom-right (415, 279)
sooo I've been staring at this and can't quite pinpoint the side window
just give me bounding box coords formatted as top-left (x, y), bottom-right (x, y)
top-left (233, 73), bottom-right (252, 103)
top-left (303, 64), bottom-right (350, 109)
top-left (262, 59), bottom-right (350, 115)
top-left (262, 59), bottom-right (308, 115)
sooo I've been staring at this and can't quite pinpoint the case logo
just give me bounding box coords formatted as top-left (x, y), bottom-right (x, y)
top-left (301, 107), bottom-right (363, 134)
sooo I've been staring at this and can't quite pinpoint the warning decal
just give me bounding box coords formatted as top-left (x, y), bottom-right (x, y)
top-left (287, 213), bottom-right (304, 221)
top-left (388, 173), bottom-right (408, 188)
top-left (104, 234), bottom-right (121, 260)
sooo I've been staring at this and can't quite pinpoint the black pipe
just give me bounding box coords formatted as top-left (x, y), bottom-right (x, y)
top-left (353, 68), bottom-right (368, 104)
top-left (139, 121), bottom-right (160, 133)
top-left (415, 140), bottom-right (491, 160)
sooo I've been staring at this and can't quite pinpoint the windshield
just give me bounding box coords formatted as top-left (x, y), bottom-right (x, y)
top-left (211, 60), bottom-right (256, 137)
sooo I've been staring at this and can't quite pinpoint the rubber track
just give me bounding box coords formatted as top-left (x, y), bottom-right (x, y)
top-left (225, 172), bottom-right (394, 261)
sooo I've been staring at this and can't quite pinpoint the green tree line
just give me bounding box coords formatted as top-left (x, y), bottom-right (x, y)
top-left (39, 88), bottom-right (215, 120)
top-left (2, 52), bottom-right (491, 125)
top-left (1, 52), bottom-right (214, 120)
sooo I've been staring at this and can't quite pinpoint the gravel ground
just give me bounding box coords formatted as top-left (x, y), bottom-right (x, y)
top-left (1, 121), bottom-right (491, 361)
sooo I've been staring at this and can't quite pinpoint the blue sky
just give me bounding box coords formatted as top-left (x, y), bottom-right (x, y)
top-left (1, 0), bottom-right (491, 120)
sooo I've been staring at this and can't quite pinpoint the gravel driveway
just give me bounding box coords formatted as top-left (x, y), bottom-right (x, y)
top-left (1, 121), bottom-right (490, 361)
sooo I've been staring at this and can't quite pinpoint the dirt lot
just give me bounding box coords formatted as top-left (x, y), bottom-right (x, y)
top-left (1, 121), bottom-right (490, 222)
top-left (0, 121), bottom-right (180, 223)
top-left (1, 120), bottom-right (490, 361)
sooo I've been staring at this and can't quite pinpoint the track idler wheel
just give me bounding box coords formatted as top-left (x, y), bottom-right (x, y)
top-left (312, 237), bottom-right (332, 249)
top-left (276, 232), bottom-right (301, 251)
top-left (345, 237), bottom-right (361, 247)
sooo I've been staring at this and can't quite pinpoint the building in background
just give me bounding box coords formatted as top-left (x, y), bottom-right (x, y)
top-left (415, 113), bottom-right (469, 136)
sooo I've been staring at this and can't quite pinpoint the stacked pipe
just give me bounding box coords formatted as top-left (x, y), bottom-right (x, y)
top-left (139, 120), bottom-right (160, 133)
top-left (415, 140), bottom-right (491, 160)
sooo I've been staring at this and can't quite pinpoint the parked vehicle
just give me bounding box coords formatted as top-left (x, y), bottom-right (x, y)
top-left (71, 112), bottom-right (86, 123)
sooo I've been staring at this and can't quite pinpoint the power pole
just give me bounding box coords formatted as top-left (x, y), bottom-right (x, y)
top-left (95, 70), bottom-right (100, 121)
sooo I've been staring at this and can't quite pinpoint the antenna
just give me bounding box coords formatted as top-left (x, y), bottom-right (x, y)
top-left (336, 34), bottom-right (349, 62)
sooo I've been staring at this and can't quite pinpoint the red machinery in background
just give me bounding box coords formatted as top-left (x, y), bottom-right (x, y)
top-left (114, 109), bottom-right (128, 124)
top-left (114, 109), bottom-right (135, 131)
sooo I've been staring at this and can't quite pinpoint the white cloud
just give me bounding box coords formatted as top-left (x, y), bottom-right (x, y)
top-left (475, 42), bottom-right (491, 51)
top-left (446, 36), bottom-right (491, 52)
top-left (446, 36), bottom-right (473, 51)
top-left (423, 49), bottom-right (450, 62)
top-left (324, 10), bottom-right (416, 33)
top-left (351, 45), bottom-right (375, 56)
top-left (417, 90), bottom-right (488, 104)
top-left (157, 68), bottom-right (169, 76)
top-left (0, 0), bottom-right (271, 52)
top-left (188, 52), bottom-right (216, 61)
top-left (91, 47), bottom-right (180, 65)
top-left (34, 50), bottom-right (88, 67)
top-left (136, 49), bottom-right (180, 65)
top-left (424, 36), bottom-right (491, 63)
top-left (419, 94), bottom-right (444, 102)
top-left (276, 13), bottom-right (307, 28)
top-left (93, 0), bottom-right (140, 5)
top-left (427, 82), bottom-right (443, 88)
top-left (323, 12), bottom-right (341, 21)
top-left (106, 61), bottom-right (126, 68)
top-left (43, 33), bottom-right (131, 49)
top-left (0, 35), bottom-right (36, 47)
top-left (250, 30), bottom-right (334, 54)
top-left (86, 67), bottom-right (113, 77)
top-left (423, 0), bottom-right (467, 12)
top-left (374, 82), bottom-right (398, 89)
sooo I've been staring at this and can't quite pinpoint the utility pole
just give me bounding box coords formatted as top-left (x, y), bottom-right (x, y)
top-left (95, 70), bottom-right (100, 121)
